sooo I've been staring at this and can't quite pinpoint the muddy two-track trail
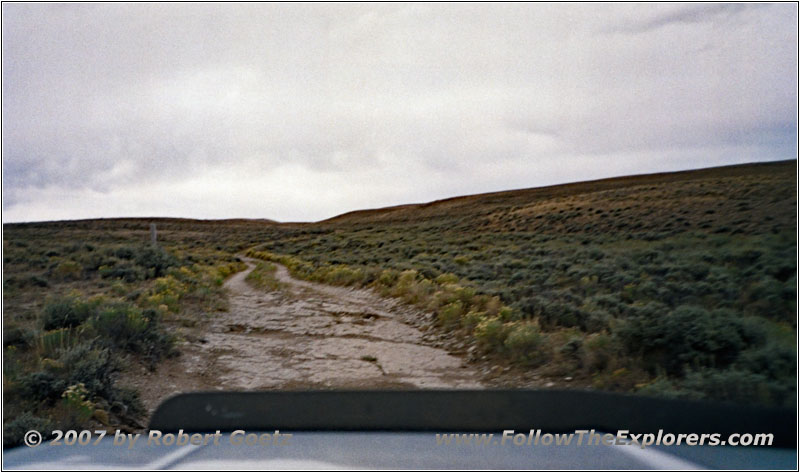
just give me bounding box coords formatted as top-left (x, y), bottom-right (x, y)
top-left (129, 257), bottom-right (488, 413)
top-left (208, 257), bottom-right (484, 389)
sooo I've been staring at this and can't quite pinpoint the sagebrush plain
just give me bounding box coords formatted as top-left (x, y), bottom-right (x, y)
top-left (3, 160), bottom-right (796, 447)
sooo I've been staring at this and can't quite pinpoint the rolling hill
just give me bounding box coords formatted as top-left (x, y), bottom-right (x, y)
top-left (2, 159), bottom-right (796, 446)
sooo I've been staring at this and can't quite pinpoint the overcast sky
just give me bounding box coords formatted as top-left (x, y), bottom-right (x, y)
top-left (2, 3), bottom-right (797, 223)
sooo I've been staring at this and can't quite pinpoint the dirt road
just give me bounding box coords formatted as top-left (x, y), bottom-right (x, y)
top-left (128, 257), bottom-right (487, 413)
top-left (201, 257), bottom-right (483, 389)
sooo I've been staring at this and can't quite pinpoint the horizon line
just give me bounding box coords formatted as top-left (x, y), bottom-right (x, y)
top-left (3, 158), bottom-right (795, 226)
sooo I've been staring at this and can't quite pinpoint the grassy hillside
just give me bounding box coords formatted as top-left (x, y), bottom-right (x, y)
top-left (3, 160), bottom-right (796, 445)
top-left (248, 160), bottom-right (797, 406)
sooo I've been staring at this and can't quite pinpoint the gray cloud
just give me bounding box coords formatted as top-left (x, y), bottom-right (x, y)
top-left (2, 3), bottom-right (796, 222)
top-left (602, 3), bottom-right (761, 35)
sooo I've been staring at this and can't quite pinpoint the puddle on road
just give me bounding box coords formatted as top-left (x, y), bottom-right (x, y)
top-left (200, 257), bottom-right (483, 390)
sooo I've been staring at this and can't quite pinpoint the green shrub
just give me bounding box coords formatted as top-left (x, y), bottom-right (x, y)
top-left (618, 305), bottom-right (746, 375)
top-left (504, 322), bottom-right (546, 364)
top-left (143, 275), bottom-right (187, 312)
top-left (134, 247), bottom-right (178, 278)
top-left (435, 273), bottom-right (459, 285)
top-left (41, 296), bottom-right (94, 331)
top-left (735, 343), bottom-right (796, 381)
top-left (461, 310), bottom-right (486, 330)
top-left (377, 269), bottom-right (399, 287)
top-left (742, 276), bottom-right (794, 322)
top-left (4, 325), bottom-right (34, 349)
top-left (636, 377), bottom-right (689, 399)
top-left (582, 332), bottom-right (616, 373)
top-left (90, 304), bottom-right (174, 363)
top-left (391, 270), bottom-right (419, 296)
top-left (584, 310), bottom-right (612, 333)
top-left (325, 266), bottom-right (365, 286)
top-left (453, 286), bottom-right (475, 305)
top-left (498, 306), bottom-right (515, 321)
top-left (437, 301), bottom-right (464, 328)
top-left (474, 317), bottom-right (510, 350)
top-left (58, 343), bottom-right (117, 400)
top-left (560, 336), bottom-right (584, 361)
top-left (428, 286), bottom-right (460, 309)
top-left (99, 263), bottom-right (145, 282)
top-left (90, 303), bottom-right (147, 347)
top-left (113, 246), bottom-right (136, 260)
top-left (681, 368), bottom-right (794, 407)
top-left (591, 366), bottom-right (649, 391)
top-left (397, 277), bottom-right (434, 305)
top-left (96, 246), bottom-right (180, 281)
top-left (19, 370), bottom-right (67, 402)
top-left (216, 261), bottom-right (247, 282)
top-left (471, 294), bottom-right (502, 317)
top-left (113, 386), bottom-right (145, 419)
top-left (3, 412), bottom-right (53, 448)
top-left (17, 340), bottom-right (136, 418)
